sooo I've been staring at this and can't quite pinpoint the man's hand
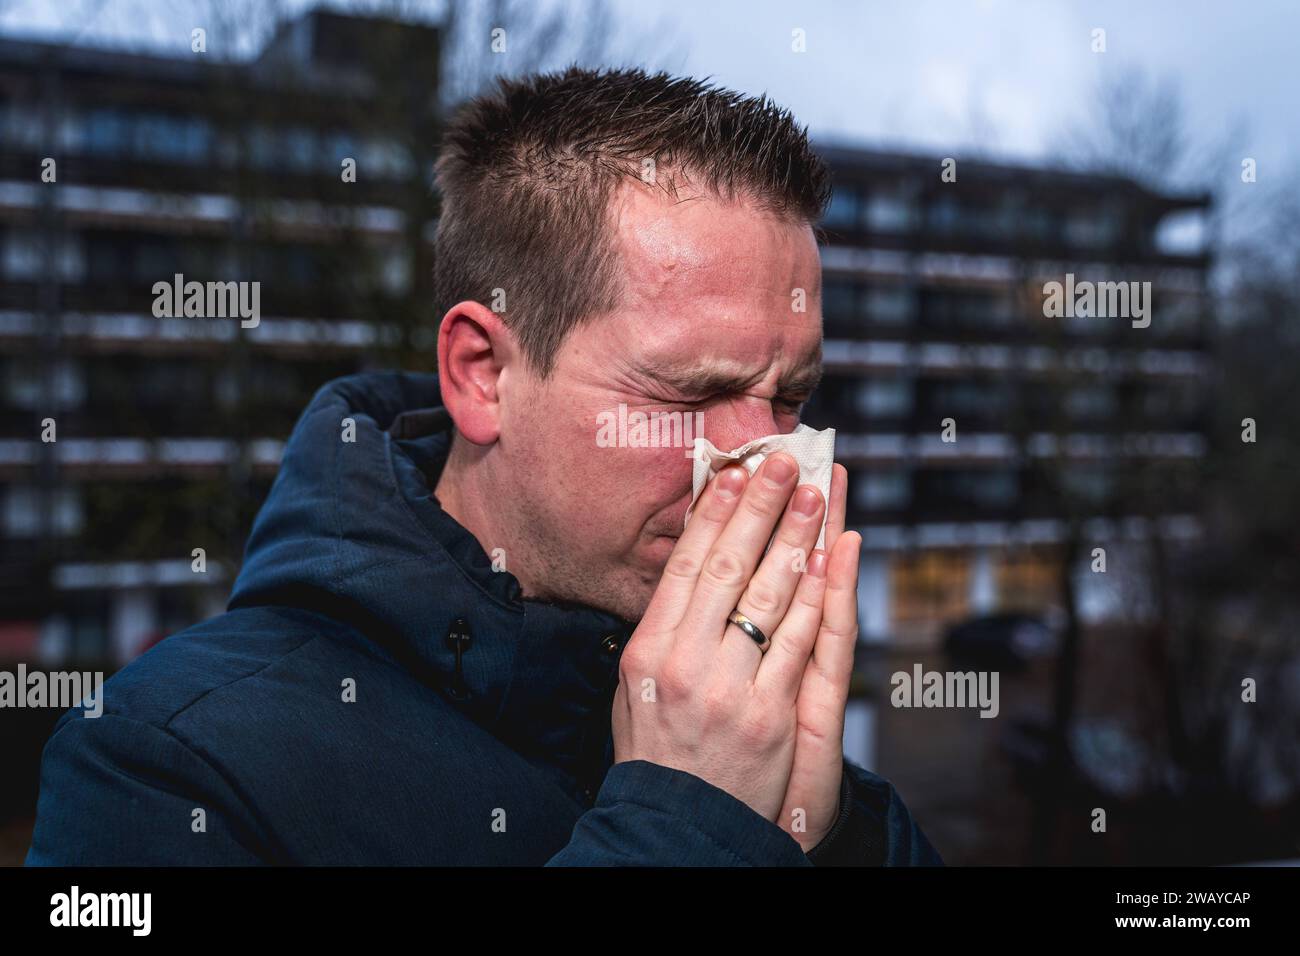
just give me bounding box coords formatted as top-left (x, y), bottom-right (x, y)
top-left (777, 463), bottom-right (860, 853)
top-left (612, 453), bottom-right (833, 822)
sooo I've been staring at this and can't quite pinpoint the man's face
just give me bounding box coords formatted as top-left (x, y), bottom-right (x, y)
top-left (496, 182), bottom-right (824, 622)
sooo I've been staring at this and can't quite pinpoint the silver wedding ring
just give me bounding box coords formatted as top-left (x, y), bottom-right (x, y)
top-left (727, 610), bottom-right (770, 654)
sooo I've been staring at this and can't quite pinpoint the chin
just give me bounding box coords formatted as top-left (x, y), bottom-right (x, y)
top-left (592, 582), bottom-right (654, 625)
top-left (572, 539), bottom-right (677, 622)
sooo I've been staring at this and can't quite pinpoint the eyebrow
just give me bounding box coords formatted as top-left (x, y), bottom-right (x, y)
top-left (632, 345), bottom-right (824, 398)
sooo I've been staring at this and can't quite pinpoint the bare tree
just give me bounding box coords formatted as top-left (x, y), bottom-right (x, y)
top-left (438, 0), bottom-right (614, 107)
top-left (1043, 67), bottom-right (1300, 862)
top-left (1052, 66), bottom-right (1189, 188)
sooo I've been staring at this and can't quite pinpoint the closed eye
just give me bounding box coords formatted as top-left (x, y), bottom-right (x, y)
top-left (655, 394), bottom-right (808, 417)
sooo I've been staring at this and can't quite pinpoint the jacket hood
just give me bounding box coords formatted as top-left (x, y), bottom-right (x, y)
top-left (229, 371), bottom-right (637, 792)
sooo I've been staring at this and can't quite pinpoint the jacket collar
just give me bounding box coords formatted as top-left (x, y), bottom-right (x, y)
top-left (230, 372), bottom-right (635, 791)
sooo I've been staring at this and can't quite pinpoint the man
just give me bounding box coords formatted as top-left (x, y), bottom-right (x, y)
top-left (27, 68), bottom-right (940, 866)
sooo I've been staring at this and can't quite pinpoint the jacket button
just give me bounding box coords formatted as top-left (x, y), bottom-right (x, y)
top-left (600, 634), bottom-right (621, 657)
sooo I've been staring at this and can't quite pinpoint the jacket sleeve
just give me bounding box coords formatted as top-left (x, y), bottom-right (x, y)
top-left (546, 760), bottom-right (813, 866)
top-left (804, 758), bottom-right (944, 866)
top-left (25, 712), bottom-right (267, 866)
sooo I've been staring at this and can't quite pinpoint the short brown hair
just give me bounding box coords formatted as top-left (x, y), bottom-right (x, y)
top-left (433, 67), bottom-right (831, 379)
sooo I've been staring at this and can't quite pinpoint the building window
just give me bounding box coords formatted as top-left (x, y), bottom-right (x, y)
top-left (1, 104), bottom-right (43, 150)
top-left (361, 136), bottom-right (413, 180)
top-left (132, 239), bottom-right (184, 284)
top-left (4, 357), bottom-right (84, 409)
top-left (947, 470), bottom-right (1020, 509)
top-left (855, 470), bottom-right (911, 511)
top-left (926, 196), bottom-right (961, 234)
top-left (1, 229), bottom-right (40, 279)
top-left (823, 187), bottom-right (860, 229)
top-left (380, 244), bottom-right (411, 294)
top-left (822, 278), bottom-right (859, 322)
top-left (996, 550), bottom-right (1064, 611)
top-left (864, 189), bottom-right (916, 232)
top-left (1064, 385), bottom-right (1119, 420)
top-left (249, 125), bottom-right (278, 168)
top-left (1020, 207), bottom-right (1056, 242)
top-left (323, 130), bottom-right (359, 172)
top-left (1064, 208), bottom-right (1122, 248)
top-left (854, 379), bottom-right (912, 419)
top-left (1059, 467), bottom-right (1116, 505)
top-left (3, 484), bottom-right (84, 538)
top-left (1142, 384), bottom-right (1199, 421)
top-left (282, 126), bottom-right (320, 173)
top-left (84, 108), bottom-right (130, 156)
top-left (863, 285), bottom-right (913, 324)
top-left (1, 230), bottom-right (84, 281)
top-left (926, 380), bottom-right (1013, 419)
top-left (891, 551), bottom-right (971, 627)
top-left (129, 113), bottom-right (213, 164)
top-left (923, 289), bottom-right (1012, 329)
top-left (917, 469), bottom-right (1019, 510)
top-left (969, 470), bottom-right (1019, 509)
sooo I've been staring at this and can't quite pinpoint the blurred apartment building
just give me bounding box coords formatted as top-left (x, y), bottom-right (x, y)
top-left (806, 145), bottom-right (1212, 645)
top-left (0, 10), bottom-right (1213, 669)
top-left (0, 10), bottom-right (440, 667)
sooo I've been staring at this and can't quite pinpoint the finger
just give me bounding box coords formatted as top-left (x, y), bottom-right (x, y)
top-left (823, 463), bottom-right (847, 554)
top-left (809, 530), bottom-right (861, 693)
top-left (721, 483), bottom-right (825, 671)
top-left (754, 548), bottom-right (828, 701)
top-left (644, 464), bottom-right (748, 635)
top-left (676, 452), bottom-right (800, 658)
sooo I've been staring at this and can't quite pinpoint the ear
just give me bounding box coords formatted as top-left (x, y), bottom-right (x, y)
top-left (436, 300), bottom-right (516, 446)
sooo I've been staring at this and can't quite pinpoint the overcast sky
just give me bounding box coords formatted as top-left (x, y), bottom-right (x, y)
top-left (4, 0), bottom-right (1295, 210)
top-left (632, 0), bottom-right (1296, 169)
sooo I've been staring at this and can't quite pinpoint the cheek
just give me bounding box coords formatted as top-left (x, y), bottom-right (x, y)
top-left (619, 444), bottom-right (696, 511)
top-left (577, 444), bottom-right (694, 528)
top-left (643, 443), bottom-right (696, 490)
top-left (519, 402), bottom-right (696, 533)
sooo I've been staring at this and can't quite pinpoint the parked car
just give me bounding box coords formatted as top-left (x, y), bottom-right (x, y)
top-left (943, 612), bottom-right (1061, 672)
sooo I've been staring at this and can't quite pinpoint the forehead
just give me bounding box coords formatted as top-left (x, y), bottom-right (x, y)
top-left (589, 181), bottom-right (823, 385)
top-left (610, 180), bottom-right (820, 303)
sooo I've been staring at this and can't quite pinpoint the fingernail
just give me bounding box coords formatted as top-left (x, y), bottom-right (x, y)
top-left (764, 454), bottom-right (796, 486)
top-left (715, 466), bottom-right (745, 499)
top-left (792, 486), bottom-right (820, 516)
top-left (807, 550), bottom-right (828, 577)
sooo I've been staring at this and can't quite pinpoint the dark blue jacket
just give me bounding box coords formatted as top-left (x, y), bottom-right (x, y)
top-left (27, 372), bottom-right (941, 866)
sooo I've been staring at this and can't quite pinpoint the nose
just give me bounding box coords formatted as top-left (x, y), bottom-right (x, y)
top-left (701, 396), bottom-right (784, 454)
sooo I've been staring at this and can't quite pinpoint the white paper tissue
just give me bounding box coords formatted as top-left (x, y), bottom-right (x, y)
top-left (683, 423), bottom-right (837, 550)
